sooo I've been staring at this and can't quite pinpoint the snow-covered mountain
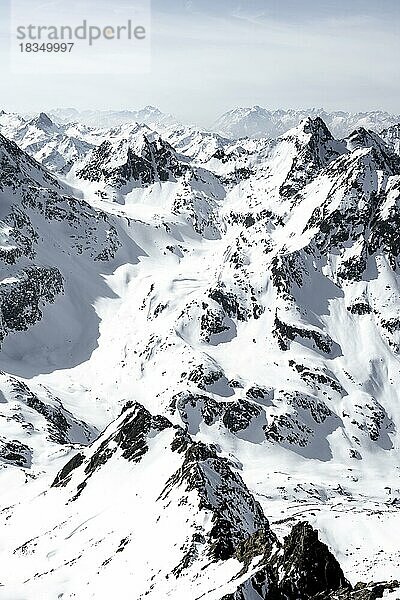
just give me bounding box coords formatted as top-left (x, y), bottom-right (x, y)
top-left (47, 105), bottom-right (178, 129)
top-left (0, 111), bottom-right (102, 174)
top-left (214, 106), bottom-right (400, 139)
top-left (3, 107), bottom-right (399, 173)
top-left (381, 124), bottom-right (400, 155)
top-left (0, 112), bottom-right (400, 599)
top-left (12, 105), bottom-right (400, 143)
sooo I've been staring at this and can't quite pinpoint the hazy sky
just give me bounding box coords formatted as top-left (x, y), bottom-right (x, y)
top-left (1, 0), bottom-right (399, 125)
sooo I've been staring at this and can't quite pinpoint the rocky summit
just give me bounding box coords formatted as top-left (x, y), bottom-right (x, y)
top-left (0, 109), bottom-right (400, 599)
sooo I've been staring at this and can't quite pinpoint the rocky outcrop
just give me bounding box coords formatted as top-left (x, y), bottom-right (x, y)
top-left (273, 311), bottom-right (335, 355)
top-left (279, 117), bottom-right (345, 198)
top-left (77, 135), bottom-right (186, 188)
top-left (52, 403), bottom-right (171, 495)
top-left (0, 373), bottom-right (96, 471)
top-left (381, 123), bottom-right (400, 155)
top-left (0, 267), bottom-right (63, 345)
top-left (0, 437), bottom-right (32, 468)
top-left (160, 439), bottom-right (274, 561)
top-left (222, 523), bottom-right (397, 600)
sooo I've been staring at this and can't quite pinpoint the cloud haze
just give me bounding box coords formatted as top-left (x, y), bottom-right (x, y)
top-left (1, 0), bottom-right (399, 125)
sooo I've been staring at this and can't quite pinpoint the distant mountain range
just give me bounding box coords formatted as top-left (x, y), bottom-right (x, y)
top-left (212, 105), bottom-right (400, 139)
top-left (46, 105), bottom-right (179, 129)
top-left (23, 104), bottom-right (400, 139)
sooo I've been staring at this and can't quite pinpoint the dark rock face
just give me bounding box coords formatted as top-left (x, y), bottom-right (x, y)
top-left (77, 135), bottom-right (186, 188)
top-left (0, 134), bottom-right (122, 351)
top-left (51, 401), bottom-right (275, 566)
top-left (381, 123), bottom-right (400, 155)
top-left (46, 402), bottom-right (398, 596)
top-left (322, 580), bottom-right (400, 599)
top-left (200, 304), bottom-right (230, 341)
top-left (222, 400), bottom-right (262, 433)
top-left (349, 400), bottom-right (394, 446)
top-left (35, 112), bottom-right (54, 130)
top-left (303, 147), bottom-right (400, 276)
top-left (10, 378), bottom-right (94, 445)
top-left (0, 208), bottom-right (37, 264)
top-left (51, 403), bottom-right (172, 496)
top-left (289, 362), bottom-right (344, 395)
top-left (209, 281), bottom-right (264, 322)
top-left (160, 439), bottom-right (275, 562)
top-left (277, 522), bottom-right (348, 598)
top-left (347, 302), bottom-right (372, 315)
top-left (187, 364), bottom-right (226, 390)
top-left (222, 522), bottom-right (397, 600)
top-left (246, 386), bottom-right (273, 402)
top-left (2, 116), bottom-right (400, 595)
top-left (52, 452), bottom-right (85, 487)
top-left (0, 267), bottom-right (63, 345)
top-left (279, 118), bottom-right (343, 198)
top-left (108, 410), bottom-right (170, 463)
top-left (346, 128), bottom-right (400, 172)
top-left (0, 373), bottom-right (96, 476)
top-left (0, 438), bottom-right (32, 467)
top-left (172, 392), bottom-right (222, 426)
top-left (209, 285), bottom-right (248, 321)
top-left (273, 311), bottom-right (334, 355)
top-left (0, 132), bottom-right (59, 191)
top-left (172, 391), bottom-right (264, 437)
top-left (270, 251), bottom-right (305, 298)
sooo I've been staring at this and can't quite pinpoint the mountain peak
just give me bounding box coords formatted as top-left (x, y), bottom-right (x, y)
top-left (297, 116), bottom-right (334, 139)
top-left (34, 112), bottom-right (55, 129)
top-left (143, 105), bottom-right (161, 112)
top-left (346, 126), bottom-right (396, 154)
top-left (282, 116), bottom-right (334, 147)
top-left (250, 104), bottom-right (265, 113)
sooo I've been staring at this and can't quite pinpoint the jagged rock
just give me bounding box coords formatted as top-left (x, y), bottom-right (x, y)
top-left (222, 522), bottom-right (397, 600)
top-left (0, 267), bottom-right (63, 345)
top-left (276, 522), bottom-right (349, 598)
top-left (159, 439), bottom-right (274, 561)
top-left (52, 452), bottom-right (85, 487)
top-left (222, 400), bottom-right (262, 433)
top-left (279, 117), bottom-right (344, 198)
top-left (200, 304), bottom-right (231, 341)
top-left (10, 378), bottom-right (94, 445)
top-left (173, 392), bottom-right (264, 436)
top-left (209, 281), bottom-right (263, 321)
top-left (51, 403), bottom-right (171, 495)
top-left (381, 123), bottom-right (400, 155)
top-left (273, 311), bottom-right (334, 354)
top-left (0, 373), bottom-right (96, 476)
top-left (347, 302), bottom-right (372, 315)
top-left (46, 402), bottom-right (276, 584)
top-left (77, 134), bottom-right (186, 188)
top-left (0, 437), bottom-right (32, 467)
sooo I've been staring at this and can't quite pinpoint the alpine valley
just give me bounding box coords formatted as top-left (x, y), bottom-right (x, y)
top-left (0, 105), bottom-right (400, 600)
